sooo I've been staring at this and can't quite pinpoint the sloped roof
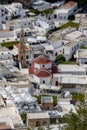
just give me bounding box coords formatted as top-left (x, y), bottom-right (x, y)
top-left (64, 1), bottom-right (77, 8)
top-left (35, 68), bottom-right (51, 77)
top-left (15, 44), bottom-right (29, 51)
top-left (32, 55), bottom-right (51, 64)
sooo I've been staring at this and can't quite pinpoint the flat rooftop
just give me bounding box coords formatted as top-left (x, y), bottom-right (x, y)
top-left (55, 8), bottom-right (69, 13)
top-left (0, 47), bottom-right (9, 52)
top-left (58, 64), bottom-right (86, 72)
top-left (65, 30), bottom-right (84, 40)
top-left (27, 112), bottom-right (49, 119)
top-left (0, 106), bottom-right (23, 127)
top-left (0, 30), bottom-right (12, 33)
top-left (53, 73), bottom-right (87, 84)
top-left (65, 40), bottom-right (76, 47)
top-left (41, 96), bottom-right (53, 103)
top-left (78, 49), bottom-right (87, 58)
top-left (0, 116), bottom-right (14, 129)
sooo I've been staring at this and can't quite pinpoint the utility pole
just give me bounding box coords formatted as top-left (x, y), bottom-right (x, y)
top-left (18, 29), bottom-right (26, 68)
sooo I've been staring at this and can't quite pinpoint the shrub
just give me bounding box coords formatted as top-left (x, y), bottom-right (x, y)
top-left (55, 54), bottom-right (66, 65)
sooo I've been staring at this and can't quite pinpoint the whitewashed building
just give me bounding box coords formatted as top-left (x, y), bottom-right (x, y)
top-left (32, 0), bottom-right (51, 11)
top-left (58, 64), bottom-right (86, 75)
top-left (50, 30), bottom-right (87, 60)
top-left (0, 47), bottom-right (14, 65)
top-left (53, 73), bottom-right (87, 88)
top-left (33, 68), bottom-right (52, 85)
top-left (75, 49), bottom-right (87, 65)
top-left (33, 16), bottom-right (55, 34)
top-left (3, 18), bottom-right (33, 30)
top-left (29, 55), bottom-right (52, 85)
top-left (0, 5), bottom-right (11, 29)
top-left (4, 2), bottom-right (27, 19)
top-left (53, 1), bottom-right (77, 20)
top-left (53, 8), bottom-right (70, 21)
top-left (0, 30), bottom-right (17, 43)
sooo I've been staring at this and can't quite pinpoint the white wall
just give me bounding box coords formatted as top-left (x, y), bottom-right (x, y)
top-left (33, 20), bottom-right (55, 34)
top-left (0, 30), bottom-right (14, 38)
top-left (0, 51), bottom-right (12, 60)
top-left (58, 13), bottom-right (68, 20)
top-left (33, 75), bottom-right (52, 85)
top-left (78, 58), bottom-right (87, 65)
top-left (0, 69), bottom-right (2, 79)
top-left (34, 63), bottom-right (52, 70)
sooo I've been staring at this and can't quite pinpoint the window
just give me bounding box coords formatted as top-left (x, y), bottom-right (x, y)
top-left (17, 33), bottom-right (20, 38)
top-left (47, 107), bottom-right (49, 110)
top-left (3, 40), bottom-right (5, 42)
top-left (55, 52), bottom-right (58, 56)
top-left (36, 121), bottom-right (41, 126)
top-left (25, 32), bottom-right (27, 36)
top-left (55, 81), bottom-right (58, 86)
top-left (6, 16), bottom-right (8, 20)
top-left (26, 55), bottom-right (29, 59)
top-left (1, 9), bottom-right (4, 12)
top-left (43, 81), bottom-right (45, 84)
top-left (54, 14), bottom-right (57, 19)
top-left (64, 16), bottom-right (66, 19)
top-left (51, 26), bottom-right (53, 29)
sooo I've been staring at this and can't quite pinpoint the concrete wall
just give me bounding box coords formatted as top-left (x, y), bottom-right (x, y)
top-left (27, 118), bottom-right (50, 128)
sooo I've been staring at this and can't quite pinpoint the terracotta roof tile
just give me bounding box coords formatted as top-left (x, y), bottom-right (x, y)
top-left (0, 125), bottom-right (11, 130)
top-left (15, 44), bottom-right (29, 51)
top-left (32, 55), bottom-right (51, 65)
top-left (35, 68), bottom-right (51, 77)
top-left (65, 1), bottom-right (77, 8)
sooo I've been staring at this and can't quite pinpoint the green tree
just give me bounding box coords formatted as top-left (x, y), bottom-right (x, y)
top-left (55, 54), bottom-right (66, 65)
top-left (72, 92), bottom-right (85, 102)
top-left (63, 102), bottom-right (87, 130)
top-left (20, 112), bottom-right (27, 124)
top-left (37, 126), bottom-right (45, 130)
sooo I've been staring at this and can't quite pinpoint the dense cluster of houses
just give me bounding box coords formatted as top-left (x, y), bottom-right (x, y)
top-left (0, 0), bottom-right (87, 130)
